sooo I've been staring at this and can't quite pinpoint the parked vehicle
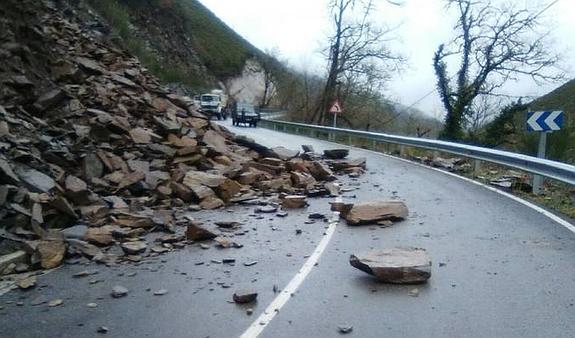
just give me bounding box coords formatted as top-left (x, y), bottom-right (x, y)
top-left (199, 94), bottom-right (226, 120)
top-left (231, 102), bottom-right (260, 127)
top-left (193, 95), bottom-right (201, 107)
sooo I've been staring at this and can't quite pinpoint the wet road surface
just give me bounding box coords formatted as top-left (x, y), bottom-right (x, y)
top-left (1, 120), bottom-right (574, 338)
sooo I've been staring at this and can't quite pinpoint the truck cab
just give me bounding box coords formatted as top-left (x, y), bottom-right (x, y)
top-left (199, 94), bottom-right (225, 120)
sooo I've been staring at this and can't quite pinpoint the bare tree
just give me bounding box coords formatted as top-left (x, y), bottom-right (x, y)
top-left (257, 48), bottom-right (280, 108)
top-left (434, 0), bottom-right (563, 140)
top-left (310, 0), bottom-right (402, 124)
top-left (465, 95), bottom-right (498, 139)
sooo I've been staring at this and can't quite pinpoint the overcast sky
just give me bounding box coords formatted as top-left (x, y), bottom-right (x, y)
top-left (198, 0), bottom-right (574, 116)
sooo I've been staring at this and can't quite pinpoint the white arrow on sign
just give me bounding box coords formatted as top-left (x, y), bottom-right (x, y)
top-left (527, 111), bottom-right (544, 131)
top-left (545, 111), bottom-right (562, 130)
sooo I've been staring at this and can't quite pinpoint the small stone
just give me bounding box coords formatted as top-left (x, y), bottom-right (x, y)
top-left (17, 276), bottom-right (36, 290)
top-left (338, 325), bottom-right (353, 334)
top-left (87, 303), bottom-right (98, 308)
top-left (282, 195), bottom-right (307, 209)
top-left (233, 290), bottom-right (258, 304)
top-left (408, 288), bottom-right (420, 297)
top-left (244, 261), bottom-right (258, 267)
top-left (255, 205), bottom-right (278, 213)
top-left (97, 326), bottom-right (109, 334)
top-left (111, 286), bottom-right (129, 298)
top-left (48, 299), bottom-right (63, 307)
top-left (222, 258), bottom-right (236, 264)
top-left (295, 229), bottom-right (302, 235)
top-left (73, 270), bottom-right (98, 278)
top-left (308, 213), bottom-right (326, 220)
top-left (246, 308), bottom-right (254, 315)
top-left (153, 289), bottom-right (168, 296)
top-left (120, 241), bottom-right (147, 255)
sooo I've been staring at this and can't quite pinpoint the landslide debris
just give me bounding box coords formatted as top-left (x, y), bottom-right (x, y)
top-left (0, 0), bottom-right (367, 276)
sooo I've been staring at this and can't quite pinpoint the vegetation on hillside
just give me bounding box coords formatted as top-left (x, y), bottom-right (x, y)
top-left (85, 0), bottom-right (265, 90)
top-left (476, 78), bottom-right (574, 164)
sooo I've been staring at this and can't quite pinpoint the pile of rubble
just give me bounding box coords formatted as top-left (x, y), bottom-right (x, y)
top-left (0, 0), bottom-right (367, 275)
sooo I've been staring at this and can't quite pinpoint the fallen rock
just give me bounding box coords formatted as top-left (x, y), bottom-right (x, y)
top-left (33, 88), bottom-right (67, 113)
top-left (324, 149), bottom-right (349, 159)
top-left (324, 182), bottom-right (340, 196)
top-left (48, 299), bottom-right (63, 307)
top-left (36, 240), bottom-right (66, 269)
top-left (338, 325), bottom-right (353, 334)
top-left (270, 146), bottom-right (298, 160)
top-left (17, 276), bottom-right (36, 290)
top-left (186, 222), bottom-right (217, 241)
top-left (282, 195), bottom-right (307, 209)
top-left (233, 290), bottom-right (258, 304)
top-left (255, 205), bottom-right (278, 213)
top-left (343, 201), bottom-right (408, 225)
top-left (120, 241), bottom-right (147, 255)
top-left (301, 145), bottom-right (315, 153)
top-left (111, 285), bottom-right (129, 298)
top-left (350, 248), bottom-right (432, 284)
top-left (0, 250), bottom-right (28, 275)
top-left (200, 196), bottom-right (225, 210)
top-left (15, 166), bottom-right (55, 193)
top-left (84, 227), bottom-right (115, 246)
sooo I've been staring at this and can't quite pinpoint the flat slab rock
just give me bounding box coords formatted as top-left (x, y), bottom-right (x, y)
top-left (343, 201), bottom-right (408, 225)
top-left (350, 248), bottom-right (432, 284)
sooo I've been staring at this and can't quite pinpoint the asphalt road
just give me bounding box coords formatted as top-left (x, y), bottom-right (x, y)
top-left (1, 120), bottom-right (575, 338)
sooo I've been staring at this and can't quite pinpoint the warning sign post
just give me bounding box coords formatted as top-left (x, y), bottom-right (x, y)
top-left (329, 100), bottom-right (342, 128)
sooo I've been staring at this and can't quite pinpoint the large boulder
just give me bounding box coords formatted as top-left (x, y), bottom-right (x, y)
top-left (350, 248), bottom-right (432, 284)
top-left (343, 201), bottom-right (408, 225)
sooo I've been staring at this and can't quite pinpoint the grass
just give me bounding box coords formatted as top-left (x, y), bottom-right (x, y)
top-left (175, 0), bottom-right (258, 79)
top-left (86, 0), bottom-right (207, 89)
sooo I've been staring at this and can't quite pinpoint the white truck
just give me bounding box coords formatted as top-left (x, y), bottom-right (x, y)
top-left (198, 90), bottom-right (229, 120)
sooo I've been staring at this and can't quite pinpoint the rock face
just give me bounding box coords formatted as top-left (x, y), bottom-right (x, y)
top-left (350, 248), bottom-right (432, 284)
top-left (343, 201), bottom-right (408, 225)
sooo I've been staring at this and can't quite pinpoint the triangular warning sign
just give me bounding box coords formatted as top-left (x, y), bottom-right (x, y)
top-left (329, 100), bottom-right (342, 114)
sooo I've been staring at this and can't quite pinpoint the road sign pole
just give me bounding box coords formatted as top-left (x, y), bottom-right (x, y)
top-left (533, 132), bottom-right (547, 195)
top-left (333, 111), bottom-right (337, 128)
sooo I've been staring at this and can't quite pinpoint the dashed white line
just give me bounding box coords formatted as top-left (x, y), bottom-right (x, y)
top-left (239, 211), bottom-right (340, 338)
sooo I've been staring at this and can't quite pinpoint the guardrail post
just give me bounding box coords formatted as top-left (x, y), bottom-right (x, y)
top-left (473, 160), bottom-right (482, 177)
top-left (295, 127), bottom-right (300, 135)
top-left (533, 132), bottom-right (548, 195)
top-left (371, 139), bottom-right (376, 151)
top-left (347, 135), bottom-right (352, 145)
top-left (399, 145), bottom-right (406, 158)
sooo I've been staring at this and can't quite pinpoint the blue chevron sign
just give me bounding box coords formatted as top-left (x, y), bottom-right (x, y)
top-left (527, 111), bottom-right (563, 132)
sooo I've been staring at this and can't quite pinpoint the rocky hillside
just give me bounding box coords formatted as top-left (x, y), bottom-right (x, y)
top-left (76, 0), bottom-right (279, 101)
top-left (0, 0), bottom-right (365, 275)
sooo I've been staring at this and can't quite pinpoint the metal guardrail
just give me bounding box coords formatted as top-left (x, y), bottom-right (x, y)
top-left (259, 119), bottom-right (575, 186)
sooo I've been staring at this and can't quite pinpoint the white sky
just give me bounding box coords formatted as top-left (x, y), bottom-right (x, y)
top-left (198, 0), bottom-right (574, 116)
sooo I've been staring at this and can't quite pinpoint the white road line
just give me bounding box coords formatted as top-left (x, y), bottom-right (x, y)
top-left (239, 212), bottom-right (340, 338)
top-left (354, 146), bottom-right (575, 233)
